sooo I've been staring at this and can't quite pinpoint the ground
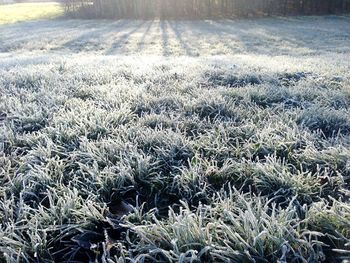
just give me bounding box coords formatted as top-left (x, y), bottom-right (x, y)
top-left (0, 10), bottom-right (350, 263)
top-left (1, 15), bottom-right (350, 55)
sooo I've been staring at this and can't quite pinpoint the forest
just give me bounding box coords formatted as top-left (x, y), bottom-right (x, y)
top-left (62, 0), bottom-right (350, 18)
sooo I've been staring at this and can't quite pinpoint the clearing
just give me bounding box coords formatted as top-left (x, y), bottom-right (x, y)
top-left (0, 14), bottom-right (350, 263)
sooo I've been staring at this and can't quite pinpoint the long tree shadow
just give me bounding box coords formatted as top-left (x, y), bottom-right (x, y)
top-left (105, 20), bottom-right (147, 55)
top-left (0, 19), bottom-right (84, 37)
top-left (55, 20), bottom-right (131, 52)
top-left (168, 20), bottom-right (197, 56)
top-left (189, 20), bottom-right (245, 54)
top-left (0, 20), bottom-right (95, 52)
top-left (198, 19), bottom-right (306, 55)
top-left (136, 19), bottom-right (154, 52)
top-left (205, 18), bottom-right (346, 55)
top-left (160, 20), bottom-right (171, 56)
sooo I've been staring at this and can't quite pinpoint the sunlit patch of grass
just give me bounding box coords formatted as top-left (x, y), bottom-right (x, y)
top-left (0, 2), bottom-right (64, 25)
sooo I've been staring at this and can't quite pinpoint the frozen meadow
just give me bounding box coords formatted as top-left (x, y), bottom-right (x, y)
top-left (0, 15), bottom-right (350, 262)
top-left (1, 16), bottom-right (350, 56)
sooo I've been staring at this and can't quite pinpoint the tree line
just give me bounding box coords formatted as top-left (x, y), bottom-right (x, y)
top-left (62, 0), bottom-right (350, 19)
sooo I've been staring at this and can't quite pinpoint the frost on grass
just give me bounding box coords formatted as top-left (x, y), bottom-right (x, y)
top-left (1, 16), bottom-right (350, 263)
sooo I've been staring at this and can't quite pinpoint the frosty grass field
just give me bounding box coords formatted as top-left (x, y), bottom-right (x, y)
top-left (1, 14), bottom-right (350, 262)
